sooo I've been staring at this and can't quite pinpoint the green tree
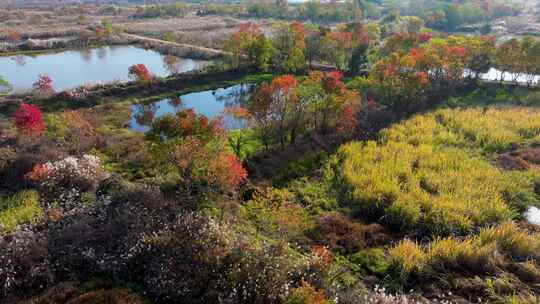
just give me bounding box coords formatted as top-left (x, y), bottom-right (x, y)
top-left (225, 23), bottom-right (274, 71)
top-left (101, 19), bottom-right (114, 35)
top-left (494, 38), bottom-right (522, 83)
top-left (272, 22), bottom-right (307, 73)
top-left (0, 76), bottom-right (12, 95)
top-left (443, 5), bottom-right (462, 31)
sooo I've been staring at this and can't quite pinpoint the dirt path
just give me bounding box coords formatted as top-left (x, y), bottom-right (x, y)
top-left (122, 33), bottom-right (231, 59)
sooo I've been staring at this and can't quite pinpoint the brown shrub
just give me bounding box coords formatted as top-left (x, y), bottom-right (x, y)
top-left (496, 154), bottom-right (530, 171)
top-left (16, 282), bottom-right (145, 304)
top-left (68, 288), bottom-right (145, 304)
top-left (17, 281), bottom-right (80, 304)
top-left (310, 213), bottom-right (390, 254)
top-left (520, 147), bottom-right (540, 165)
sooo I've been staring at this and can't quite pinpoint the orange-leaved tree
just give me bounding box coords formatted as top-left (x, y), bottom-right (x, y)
top-left (248, 75), bottom-right (299, 148)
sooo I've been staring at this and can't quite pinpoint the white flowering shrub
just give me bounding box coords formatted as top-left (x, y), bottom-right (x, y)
top-left (0, 230), bottom-right (51, 300)
top-left (30, 154), bottom-right (108, 191)
top-left (25, 154), bottom-right (108, 210)
top-left (359, 286), bottom-right (455, 304)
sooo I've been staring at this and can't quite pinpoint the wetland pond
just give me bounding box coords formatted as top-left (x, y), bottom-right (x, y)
top-left (130, 83), bottom-right (254, 132)
top-left (0, 45), bottom-right (209, 93)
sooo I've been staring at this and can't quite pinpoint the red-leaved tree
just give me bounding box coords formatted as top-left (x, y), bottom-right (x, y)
top-left (13, 102), bottom-right (45, 138)
top-left (249, 75), bottom-right (299, 148)
top-left (128, 64), bottom-right (153, 83)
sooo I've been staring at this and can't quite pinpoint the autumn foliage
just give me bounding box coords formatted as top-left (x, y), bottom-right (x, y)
top-left (225, 22), bottom-right (273, 70)
top-left (6, 30), bottom-right (22, 43)
top-left (208, 152), bottom-right (248, 190)
top-left (248, 72), bottom-right (360, 148)
top-left (147, 106), bottom-right (247, 192)
top-left (128, 64), bottom-right (153, 83)
top-left (32, 74), bottom-right (54, 95)
top-left (148, 109), bottom-right (223, 143)
top-left (12, 102), bottom-right (45, 138)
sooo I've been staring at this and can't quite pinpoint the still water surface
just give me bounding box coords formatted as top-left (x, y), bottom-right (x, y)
top-left (0, 45), bottom-right (209, 93)
top-left (130, 83), bottom-right (254, 132)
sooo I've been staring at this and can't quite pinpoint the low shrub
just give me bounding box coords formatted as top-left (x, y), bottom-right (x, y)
top-left (44, 110), bottom-right (100, 154)
top-left (350, 248), bottom-right (390, 277)
top-left (273, 152), bottom-right (329, 187)
top-left (285, 281), bottom-right (329, 304)
top-left (242, 188), bottom-right (314, 243)
top-left (287, 177), bottom-right (337, 212)
top-left (0, 230), bottom-right (50, 299)
top-left (139, 212), bottom-right (305, 303)
top-left (0, 151), bottom-right (44, 191)
top-left (28, 154), bottom-right (108, 192)
top-left (309, 213), bottom-right (370, 255)
top-left (0, 147), bottom-right (16, 173)
top-left (15, 281), bottom-right (147, 304)
top-left (0, 190), bottom-right (43, 233)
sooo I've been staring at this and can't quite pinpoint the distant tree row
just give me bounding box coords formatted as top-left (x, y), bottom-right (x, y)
top-left (224, 22), bottom-right (375, 74)
top-left (133, 2), bottom-right (188, 19)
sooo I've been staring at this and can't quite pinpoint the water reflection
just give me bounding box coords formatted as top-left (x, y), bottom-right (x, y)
top-left (0, 45), bottom-right (210, 93)
top-left (130, 83), bottom-right (254, 132)
top-left (163, 55), bottom-right (179, 74)
top-left (96, 46), bottom-right (108, 60)
top-left (168, 96), bottom-right (183, 108)
top-left (80, 49), bottom-right (92, 63)
top-left (216, 83), bottom-right (253, 107)
top-left (133, 103), bottom-right (158, 126)
top-left (11, 55), bottom-right (26, 66)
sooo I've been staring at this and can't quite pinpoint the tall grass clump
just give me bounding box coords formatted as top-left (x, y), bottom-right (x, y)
top-left (336, 107), bottom-right (540, 236)
top-left (383, 107), bottom-right (540, 153)
top-left (387, 239), bottom-right (426, 288)
top-left (337, 141), bottom-right (514, 236)
top-left (478, 221), bottom-right (540, 261)
top-left (387, 222), bottom-right (540, 288)
top-left (0, 190), bottom-right (43, 233)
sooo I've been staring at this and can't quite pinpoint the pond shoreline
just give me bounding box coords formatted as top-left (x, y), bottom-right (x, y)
top-left (0, 32), bottom-right (229, 61)
top-left (0, 43), bottom-right (129, 58)
top-left (0, 68), bottom-right (270, 116)
top-left (130, 83), bottom-right (254, 132)
top-left (0, 34), bottom-right (135, 56)
top-left (0, 45), bottom-right (210, 93)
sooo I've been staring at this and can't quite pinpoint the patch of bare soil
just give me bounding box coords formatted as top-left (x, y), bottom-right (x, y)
top-left (496, 146), bottom-right (540, 170)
